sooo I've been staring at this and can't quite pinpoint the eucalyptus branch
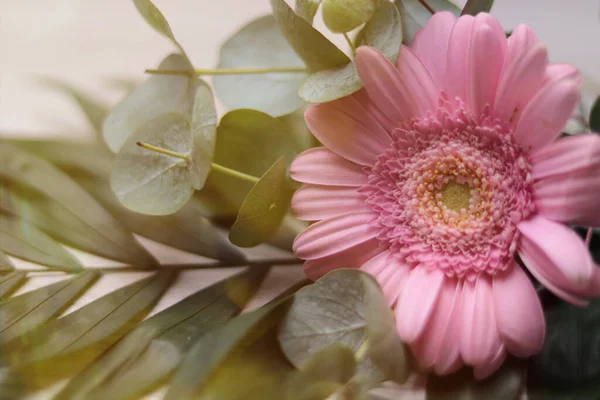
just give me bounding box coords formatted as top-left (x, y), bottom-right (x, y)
top-left (343, 33), bottom-right (356, 57)
top-left (145, 67), bottom-right (308, 77)
top-left (417, 0), bottom-right (435, 14)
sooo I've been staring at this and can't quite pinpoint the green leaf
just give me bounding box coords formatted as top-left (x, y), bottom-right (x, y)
top-left (3, 271), bottom-right (176, 368)
top-left (426, 362), bottom-right (525, 400)
top-left (0, 271), bottom-right (99, 344)
top-left (270, 0), bottom-right (350, 72)
top-left (0, 271), bottom-right (27, 300)
top-left (0, 143), bottom-right (158, 268)
top-left (213, 15), bottom-right (308, 117)
top-left (189, 82), bottom-right (218, 189)
top-left (229, 158), bottom-right (294, 247)
top-left (278, 269), bottom-right (409, 384)
top-left (323, 0), bottom-right (376, 33)
top-left (461, 0), bottom-right (494, 15)
top-left (0, 215), bottom-right (82, 271)
top-left (527, 298), bottom-right (600, 399)
top-left (102, 54), bottom-right (199, 152)
top-left (56, 268), bottom-right (268, 400)
top-left (299, 0), bottom-right (402, 103)
top-left (0, 251), bottom-right (14, 271)
top-left (394, 0), bottom-right (460, 44)
top-left (295, 0), bottom-right (323, 23)
top-left (590, 96), bottom-right (600, 133)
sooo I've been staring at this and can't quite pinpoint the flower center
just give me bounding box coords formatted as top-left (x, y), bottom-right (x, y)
top-left (361, 100), bottom-right (536, 280)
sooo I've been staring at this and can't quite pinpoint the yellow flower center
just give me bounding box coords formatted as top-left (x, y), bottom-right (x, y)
top-left (440, 180), bottom-right (472, 212)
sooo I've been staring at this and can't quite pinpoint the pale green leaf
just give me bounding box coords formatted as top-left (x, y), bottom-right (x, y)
top-left (266, 214), bottom-right (308, 253)
top-left (188, 83), bottom-right (218, 189)
top-left (213, 15), bottom-right (308, 117)
top-left (323, 0), bottom-right (376, 33)
top-left (0, 271), bottom-right (27, 300)
top-left (278, 107), bottom-right (315, 151)
top-left (102, 54), bottom-right (198, 152)
top-left (394, 0), bottom-right (460, 43)
top-left (461, 0), bottom-right (494, 16)
top-left (299, 0), bottom-right (402, 102)
top-left (229, 158), bottom-right (293, 247)
top-left (270, 0), bottom-right (350, 72)
top-left (57, 268), bottom-right (268, 400)
top-left (0, 143), bottom-right (158, 268)
top-left (0, 251), bottom-right (14, 272)
top-left (0, 215), bottom-right (82, 271)
top-left (0, 271), bottom-right (99, 344)
top-left (295, 0), bottom-right (323, 23)
top-left (132, 0), bottom-right (176, 42)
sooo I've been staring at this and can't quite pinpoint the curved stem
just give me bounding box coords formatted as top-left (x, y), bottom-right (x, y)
top-left (137, 142), bottom-right (190, 162)
top-left (145, 67), bottom-right (308, 76)
top-left (343, 33), bottom-right (356, 57)
top-left (211, 163), bottom-right (260, 184)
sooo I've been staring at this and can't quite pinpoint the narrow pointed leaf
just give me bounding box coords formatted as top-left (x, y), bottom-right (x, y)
top-left (461, 0), bottom-right (494, 15)
top-left (0, 143), bottom-right (158, 268)
top-left (270, 0), bottom-right (350, 72)
top-left (0, 272), bottom-right (27, 300)
top-left (0, 252), bottom-right (14, 272)
top-left (590, 96), bottom-right (600, 133)
top-left (229, 158), bottom-right (294, 247)
top-left (299, 0), bottom-right (402, 102)
top-left (0, 271), bottom-right (99, 344)
top-left (5, 271), bottom-right (176, 367)
top-left (295, 0), bottom-right (323, 23)
top-left (132, 0), bottom-right (176, 42)
top-left (58, 268), bottom-right (269, 400)
top-left (394, 0), bottom-right (460, 44)
top-left (213, 15), bottom-right (308, 117)
top-left (0, 215), bottom-right (82, 271)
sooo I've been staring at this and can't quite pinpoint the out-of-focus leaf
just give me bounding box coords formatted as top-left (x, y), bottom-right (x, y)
top-left (590, 96), bottom-right (600, 133)
top-left (3, 271), bottom-right (175, 368)
top-left (0, 251), bottom-right (14, 271)
top-left (394, 0), bottom-right (460, 44)
top-left (295, 0), bottom-right (323, 23)
top-left (278, 108), bottom-right (314, 151)
top-left (103, 54), bottom-right (198, 152)
top-left (57, 268), bottom-right (268, 400)
top-left (527, 298), bottom-right (600, 399)
top-left (278, 269), bottom-right (409, 384)
top-left (0, 271), bottom-right (99, 344)
top-left (0, 143), bottom-right (158, 268)
top-left (0, 215), bottom-right (82, 271)
top-left (461, 0), bottom-right (494, 15)
top-left (270, 0), bottom-right (350, 72)
top-left (427, 362), bottom-right (525, 400)
top-left (0, 271), bottom-right (27, 300)
top-left (189, 82), bottom-right (218, 188)
top-left (322, 0), bottom-right (376, 33)
top-left (213, 15), bottom-right (308, 117)
top-left (165, 297), bottom-right (292, 400)
top-left (229, 158), bottom-right (294, 248)
top-left (266, 214), bottom-right (308, 253)
top-left (299, 0), bottom-right (402, 103)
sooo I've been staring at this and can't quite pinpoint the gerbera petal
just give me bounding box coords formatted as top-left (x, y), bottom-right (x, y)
top-left (506, 24), bottom-right (540, 59)
top-left (460, 277), bottom-right (502, 366)
top-left (352, 89), bottom-right (397, 135)
top-left (290, 148), bottom-right (367, 187)
top-left (446, 15), bottom-right (475, 104)
top-left (531, 134), bottom-right (600, 180)
top-left (303, 238), bottom-right (381, 280)
top-left (292, 185), bottom-right (370, 221)
top-left (492, 263), bottom-right (545, 357)
top-left (411, 11), bottom-right (457, 88)
top-left (518, 215), bottom-right (595, 293)
top-left (545, 63), bottom-right (579, 84)
top-left (360, 250), bottom-right (411, 306)
top-left (395, 45), bottom-right (439, 115)
top-left (355, 46), bottom-right (421, 123)
top-left (396, 267), bottom-right (445, 343)
top-left (513, 76), bottom-right (580, 152)
top-left (473, 345), bottom-right (506, 380)
top-left (469, 13), bottom-right (507, 115)
top-left (293, 212), bottom-right (378, 260)
top-left (305, 104), bottom-right (387, 166)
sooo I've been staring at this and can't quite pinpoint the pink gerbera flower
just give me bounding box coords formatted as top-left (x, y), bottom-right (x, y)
top-left (291, 12), bottom-right (600, 379)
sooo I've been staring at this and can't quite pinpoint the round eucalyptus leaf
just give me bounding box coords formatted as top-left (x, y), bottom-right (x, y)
top-left (189, 83), bottom-right (217, 189)
top-left (213, 15), bottom-right (308, 117)
top-left (103, 54), bottom-right (198, 152)
top-left (322, 0), bottom-right (376, 33)
top-left (111, 113), bottom-right (196, 216)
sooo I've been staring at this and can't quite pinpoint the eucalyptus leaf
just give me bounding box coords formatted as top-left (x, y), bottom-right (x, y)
top-left (103, 54), bottom-right (199, 152)
top-left (299, 0), bottom-right (402, 103)
top-left (0, 215), bottom-right (82, 271)
top-left (295, 0), bottom-right (323, 23)
top-left (0, 271), bottom-right (27, 300)
top-left (590, 96), bottom-right (600, 133)
top-left (213, 15), bottom-right (308, 117)
top-left (0, 271), bottom-right (99, 344)
top-left (4, 271), bottom-right (176, 367)
top-left (426, 362), bottom-right (525, 400)
top-left (278, 269), bottom-right (409, 384)
top-left (461, 0), bottom-right (494, 15)
top-left (229, 158), bottom-right (294, 248)
top-left (57, 268), bottom-right (268, 400)
top-left (394, 0), bottom-right (460, 44)
top-left (270, 0), bottom-right (350, 72)
top-left (0, 251), bottom-right (14, 272)
top-left (322, 0), bottom-right (376, 33)
top-left (0, 143), bottom-right (158, 268)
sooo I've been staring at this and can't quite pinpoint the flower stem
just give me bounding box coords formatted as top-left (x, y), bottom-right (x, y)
top-left (355, 339), bottom-right (370, 362)
top-left (136, 141), bottom-right (190, 162)
top-left (145, 67), bottom-right (308, 76)
top-left (210, 163), bottom-right (260, 184)
top-left (418, 0), bottom-right (435, 14)
top-left (343, 32), bottom-right (356, 56)
top-left (585, 227), bottom-right (593, 248)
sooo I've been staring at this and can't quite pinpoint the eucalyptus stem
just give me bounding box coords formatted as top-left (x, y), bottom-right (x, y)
top-left (343, 32), bottom-right (356, 56)
top-left (417, 0), bottom-right (435, 14)
top-left (145, 67), bottom-right (308, 77)
top-left (210, 163), bottom-right (260, 184)
top-left (355, 339), bottom-right (370, 362)
top-left (136, 142), bottom-right (190, 162)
